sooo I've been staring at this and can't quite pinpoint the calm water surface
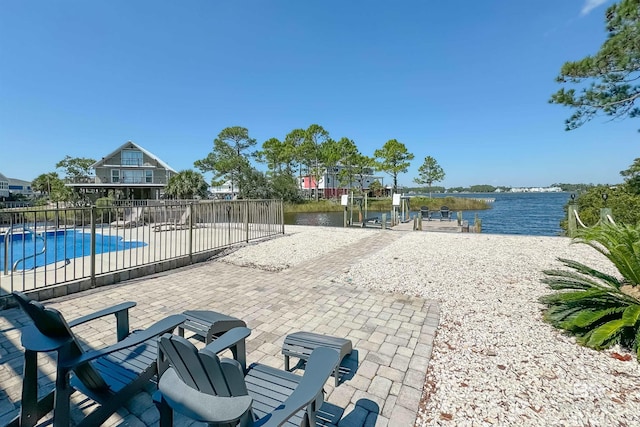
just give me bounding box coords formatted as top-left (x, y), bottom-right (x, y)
top-left (284, 192), bottom-right (571, 236)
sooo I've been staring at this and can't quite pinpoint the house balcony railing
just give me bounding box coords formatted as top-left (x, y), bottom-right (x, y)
top-left (64, 176), bottom-right (162, 185)
top-left (112, 178), bottom-right (154, 184)
top-left (64, 176), bottom-right (98, 184)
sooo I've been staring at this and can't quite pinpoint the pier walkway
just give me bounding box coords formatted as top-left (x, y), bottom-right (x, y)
top-left (392, 218), bottom-right (468, 233)
top-left (0, 231), bottom-right (440, 427)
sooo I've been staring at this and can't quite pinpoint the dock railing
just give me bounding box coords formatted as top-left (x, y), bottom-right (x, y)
top-left (0, 199), bottom-right (284, 303)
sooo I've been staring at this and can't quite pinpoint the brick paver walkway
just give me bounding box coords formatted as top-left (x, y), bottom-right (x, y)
top-left (0, 231), bottom-right (440, 426)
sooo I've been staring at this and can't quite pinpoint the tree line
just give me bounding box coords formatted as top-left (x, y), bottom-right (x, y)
top-left (190, 124), bottom-right (445, 202)
top-left (30, 124), bottom-right (447, 203)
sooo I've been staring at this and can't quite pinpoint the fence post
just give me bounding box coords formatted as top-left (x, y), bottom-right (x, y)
top-left (245, 200), bottom-right (250, 243)
top-left (280, 200), bottom-right (285, 234)
top-left (90, 206), bottom-right (96, 287)
top-left (188, 203), bottom-right (193, 263)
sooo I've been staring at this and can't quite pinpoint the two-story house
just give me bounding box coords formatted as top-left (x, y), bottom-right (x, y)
top-left (66, 141), bottom-right (177, 200)
top-left (300, 164), bottom-right (384, 198)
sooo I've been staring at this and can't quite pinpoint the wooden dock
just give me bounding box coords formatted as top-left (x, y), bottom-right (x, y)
top-left (391, 218), bottom-right (471, 233)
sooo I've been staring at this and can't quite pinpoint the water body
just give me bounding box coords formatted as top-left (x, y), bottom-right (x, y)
top-left (284, 192), bottom-right (571, 237)
top-left (0, 230), bottom-right (147, 272)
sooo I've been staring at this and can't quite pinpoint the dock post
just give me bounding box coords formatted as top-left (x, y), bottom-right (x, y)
top-left (382, 213), bottom-right (387, 230)
top-left (457, 211), bottom-right (462, 226)
top-left (344, 207), bottom-right (348, 227)
top-left (474, 213), bottom-right (482, 233)
top-left (600, 208), bottom-right (612, 224)
top-left (568, 203), bottom-right (577, 237)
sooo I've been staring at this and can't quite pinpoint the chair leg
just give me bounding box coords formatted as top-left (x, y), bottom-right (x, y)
top-left (20, 350), bottom-right (39, 427)
top-left (53, 367), bottom-right (72, 427)
top-left (158, 396), bottom-right (174, 427)
top-left (6, 351), bottom-right (55, 427)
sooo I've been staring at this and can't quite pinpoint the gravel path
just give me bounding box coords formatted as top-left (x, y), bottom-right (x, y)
top-left (219, 226), bottom-right (640, 426)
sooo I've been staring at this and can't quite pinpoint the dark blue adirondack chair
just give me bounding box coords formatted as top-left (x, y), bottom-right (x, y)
top-left (10, 291), bottom-right (185, 427)
top-left (420, 206), bottom-right (431, 221)
top-left (440, 206), bottom-right (452, 221)
top-left (156, 327), bottom-right (339, 427)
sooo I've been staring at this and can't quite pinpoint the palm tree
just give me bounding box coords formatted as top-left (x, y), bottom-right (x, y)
top-left (32, 172), bottom-right (61, 197)
top-left (165, 170), bottom-right (208, 199)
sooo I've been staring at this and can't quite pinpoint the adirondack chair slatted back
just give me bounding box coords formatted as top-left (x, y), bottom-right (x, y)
top-left (13, 292), bottom-right (109, 391)
top-left (159, 334), bottom-right (234, 397)
top-left (440, 205), bottom-right (450, 220)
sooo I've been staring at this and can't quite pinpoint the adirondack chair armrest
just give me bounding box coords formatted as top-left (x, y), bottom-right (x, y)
top-left (201, 326), bottom-right (251, 371)
top-left (254, 347), bottom-right (340, 427)
top-left (159, 367), bottom-right (253, 424)
top-left (60, 314), bottom-right (186, 368)
top-left (68, 301), bottom-right (137, 341)
top-left (201, 326), bottom-right (251, 355)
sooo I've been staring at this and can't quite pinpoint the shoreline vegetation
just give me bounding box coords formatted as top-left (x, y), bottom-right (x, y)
top-left (284, 196), bottom-right (491, 213)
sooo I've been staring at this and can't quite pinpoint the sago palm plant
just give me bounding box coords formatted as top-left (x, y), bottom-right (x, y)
top-left (540, 222), bottom-right (640, 359)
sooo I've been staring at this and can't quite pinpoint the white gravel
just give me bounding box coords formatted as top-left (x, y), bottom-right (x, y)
top-left (218, 227), bottom-right (640, 426)
top-left (218, 225), bottom-right (376, 271)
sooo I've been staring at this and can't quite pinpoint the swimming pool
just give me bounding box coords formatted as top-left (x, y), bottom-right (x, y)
top-left (0, 230), bottom-right (147, 272)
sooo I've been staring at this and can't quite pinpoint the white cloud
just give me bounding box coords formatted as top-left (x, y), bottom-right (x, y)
top-left (580, 0), bottom-right (610, 16)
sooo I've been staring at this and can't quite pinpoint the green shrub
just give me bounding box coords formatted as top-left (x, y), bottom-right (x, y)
top-left (540, 223), bottom-right (640, 359)
top-left (564, 184), bottom-right (640, 229)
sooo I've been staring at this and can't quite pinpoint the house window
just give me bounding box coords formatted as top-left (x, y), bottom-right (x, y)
top-left (112, 170), bottom-right (120, 183)
top-left (145, 170), bottom-right (153, 183)
top-left (121, 149), bottom-right (143, 166)
top-left (122, 170), bottom-right (143, 183)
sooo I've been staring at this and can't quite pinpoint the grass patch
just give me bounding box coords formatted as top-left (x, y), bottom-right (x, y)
top-left (284, 196), bottom-right (490, 213)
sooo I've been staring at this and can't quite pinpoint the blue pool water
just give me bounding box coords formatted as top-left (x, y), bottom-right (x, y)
top-left (0, 230), bottom-right (147, 272)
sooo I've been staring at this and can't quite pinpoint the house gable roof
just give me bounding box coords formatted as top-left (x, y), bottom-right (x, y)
top-left (91, 141), bottom-right (177, 173)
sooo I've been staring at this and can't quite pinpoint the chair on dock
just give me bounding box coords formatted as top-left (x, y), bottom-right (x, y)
top-left (10, 291), bottom-right (185, 427)
top-left (420, 206), bottom-right (431, 221)
top-left (439, 206), bottom-right (452, 221)
top-left (156, 327), bottom-right (340, 427)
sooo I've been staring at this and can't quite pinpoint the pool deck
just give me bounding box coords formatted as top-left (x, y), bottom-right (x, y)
top-left (0, 231), bottom-right (440, 427)
top-left (0, 223), bottom-right (261, 295)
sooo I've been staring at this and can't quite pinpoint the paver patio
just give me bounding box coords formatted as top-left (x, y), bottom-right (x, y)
top-left (0, 231), bottom-right (440, 426)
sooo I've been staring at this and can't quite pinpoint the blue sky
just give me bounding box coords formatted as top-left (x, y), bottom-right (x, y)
top-left (1, 0), bottom-right (636, 188)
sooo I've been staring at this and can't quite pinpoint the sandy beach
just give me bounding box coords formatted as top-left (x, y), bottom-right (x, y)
top-left (221, 225), bottom-right (640, 426)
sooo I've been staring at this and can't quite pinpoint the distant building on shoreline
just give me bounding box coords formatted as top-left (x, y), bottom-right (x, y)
top-left (506, 186), bottom-right (563, 193)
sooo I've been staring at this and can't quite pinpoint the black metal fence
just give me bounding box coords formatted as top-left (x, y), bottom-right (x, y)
top-left (0, 199), bottom-right (284, 295)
